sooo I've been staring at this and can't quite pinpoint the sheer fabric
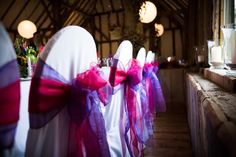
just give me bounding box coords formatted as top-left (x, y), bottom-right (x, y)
top-left (0, 23), bottom-right (20, 153)
top-left (144, 52), bottom-right (166, 114)
top-left (25, 26), bottom-right (110, 157)
top-left (101, 40), bottom-right (132, 157)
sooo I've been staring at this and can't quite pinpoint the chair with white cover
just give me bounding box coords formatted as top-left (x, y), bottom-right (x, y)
top-left (144, 50), bottom-right (166, 116)
top-left (101, 40), bottom-right (133, 157)
top-left (146, 51), bottom-right (155, 63)
top-left (26, 26), bottom-right (111, 157)
top-left (0, 23), bottom-right (20, 156)
top-left (136, 47), bottom-right (146, 67)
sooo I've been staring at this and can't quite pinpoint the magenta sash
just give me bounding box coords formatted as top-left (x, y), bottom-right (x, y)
top-left (0, 60), bottom-right (20, 149)
top-left (143, 62), bottom-right (166, 117)
top-left (109, 59), bottom-right (149, 157)
top-left (29, 59), bottom-right (111, 157)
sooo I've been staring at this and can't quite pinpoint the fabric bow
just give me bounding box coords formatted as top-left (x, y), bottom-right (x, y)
top-left (143, 62), bottom-right (166, 115)
top-left (29, 59), bottom-right (111, 157)
top-left (109, 59), bottom-right (149, 157)
top-left (0, 60), bottom-right (20, 149)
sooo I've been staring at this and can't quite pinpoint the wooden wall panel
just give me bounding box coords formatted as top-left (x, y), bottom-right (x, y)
top-left (161, 30), bottom-right (173, 58)
top-left (175, 29), bottom-right (183, 59)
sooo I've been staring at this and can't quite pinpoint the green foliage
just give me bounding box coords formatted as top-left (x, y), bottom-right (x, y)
top-left (14, 37), bottom-right (38, 78)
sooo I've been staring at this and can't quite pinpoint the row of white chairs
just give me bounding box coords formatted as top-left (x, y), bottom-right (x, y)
top-left (0, 23), bottom-right (165, 157)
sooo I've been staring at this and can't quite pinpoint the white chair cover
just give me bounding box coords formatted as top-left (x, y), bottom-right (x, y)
top-left (25, 26), bottom-right (98, 157)
top-left (0, 23), bottom-right (16, 67)
top-left (101, 40), bottom-right (132, 157)
top-left (146, 51), bottom-right (155, 63)
top-left (136, 47), bottom-right (146, 67)
top-left (0, 23), bottom-right (22, 157)
top-left (152, 52), bottom-right (156, 62)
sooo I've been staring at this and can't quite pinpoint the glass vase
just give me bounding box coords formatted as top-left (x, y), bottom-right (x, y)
top-left (221, 24), bottom-right (236, 75)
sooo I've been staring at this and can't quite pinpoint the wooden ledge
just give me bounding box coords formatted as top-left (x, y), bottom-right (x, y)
top-left (204, 68), bottom-right (236, 92)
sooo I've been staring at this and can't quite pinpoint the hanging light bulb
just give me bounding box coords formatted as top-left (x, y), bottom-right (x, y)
top-left (139, 1), bottom-right (157, 23)
top-left (17, 20), bottom-right (37, 39)
top-left (154, 23), bottom-right (164, 37)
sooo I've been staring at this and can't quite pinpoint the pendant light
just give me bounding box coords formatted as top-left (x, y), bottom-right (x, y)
top-left (139, 1), bottom-right (157, 23)
top-left (154, 23), bottom-right (164, 37)
top-left (17, 20), bottom-right (37, 39)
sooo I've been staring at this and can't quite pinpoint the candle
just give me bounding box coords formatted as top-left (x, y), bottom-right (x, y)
top-left (197, 55), bottom-right (204, 62)
top-left (211, 46), bottom-right (222, 63)
top-left (230, 31), bottom-right (236, 64)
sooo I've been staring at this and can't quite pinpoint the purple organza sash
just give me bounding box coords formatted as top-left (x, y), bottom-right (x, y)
top-left (143, 62), bottom-right (166, 114)
top-left (109, 59), bottom-right (149, 157)
top-left (29, 59), bottom-right (111, 157)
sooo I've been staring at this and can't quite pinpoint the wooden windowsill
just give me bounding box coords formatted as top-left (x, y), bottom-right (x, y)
top-left (204, 68), bottom-right (236, 92)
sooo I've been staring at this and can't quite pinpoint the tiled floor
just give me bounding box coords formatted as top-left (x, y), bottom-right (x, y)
top-left (143, 104), bottom-right (193, 157)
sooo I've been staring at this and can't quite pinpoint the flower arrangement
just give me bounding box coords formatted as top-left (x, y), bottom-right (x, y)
top-left (14, 37), bottom-right (38, 78)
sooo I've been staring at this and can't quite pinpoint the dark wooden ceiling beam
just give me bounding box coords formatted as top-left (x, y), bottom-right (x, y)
top-left (80, 0), bottom-right (91, 13)
top-left (99, 0), bottom-right (105, 12)
top-left (52, 0), bottom-right (63, 31)
top-left (38, 14), bottom-right (51, 29)
top-left (82, 0), bottom-right (97, 17)
top-left (36, 2), bottom-right (52, 28)
top-left (6, 28), bottom-right (17, 34)
top-left (120, 0), bottom-right (124, 10)
top-left (40, 0), bottom-right (54, 23)
top-left (9, 0), bottom-right (31, 29)
top-left (61, 0), bottom-right (81, 26)
top-left (36, 27), bottom-right (54, 32)
top-left (1, 0), bottom-right (16, 21)
top-left (158, 1), bottom-right (184, 26)
top-left (61, 1), bottom-right (89, 16)
top-left (109, 0), bottom-right (115, 11)
top-left (94, 25), bottom-right (109, 41)
top-left (92, 8), bottom-right (124, 16)
top-left (174, 0), bottom-right (188, 10)
top-left (69, 13), bottom-right (81, 25)
top-left (81, 1), bottom-right (97, 26)
top-left (27, 0), bottom-right (41, 19)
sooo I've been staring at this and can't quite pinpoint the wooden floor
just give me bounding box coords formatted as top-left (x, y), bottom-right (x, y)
top-left (143, 104), bottom-right (193, 157)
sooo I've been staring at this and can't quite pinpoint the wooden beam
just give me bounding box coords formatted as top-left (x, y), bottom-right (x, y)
top-left (37, 27), bottom-right (55, 32)
top-left (92, 8), bottom-right (124, 16)
top-left (97, 39), bottom-right (120, 43)
top-left (80, 0), bottom-right (91, 13)
top-left (99, 0), bottom-right (105, 12)
top-left (27, 0), bottom-right (41, 19)
top-left (175, 0), bottom-right (188, 11)
top-left (120, 0), bottom-right (124, 10)
top-left (109, 0), bottom-right (115, 11)
top-left (38, 12), bottom-right (50, 29)
top-left (61, 1), bottom-right (89, 16)
top-left (35, 2), bottom-right (52, 26)
top-left (9, 0), bottom-right (31, 29)
top-left (80, 1), bottom-right (97, 26)
top-left (161, 10), bottom-right (184, 26)
top-left (1, 0), bottom-right (16, 21)
top-left (116, 12), bottom-right (120, 26)
top-left (40, 0), bottom-right (54, 23)
top-left (108, 13), bottom-right (112, 55)
top-left (62, 0), bottom-right (82, 25)
top-left (99, 15), bottom-right (103, 57)
top-left (68, 13), bottom-right (81, 25)
top-left (6, 28), bottom-right (17, 34)
top-left (52, 0), bottom-right (63, 31)
top-left (83, 0), bottom-right (96, 15)
top-left (170, 21), bottom-right (176, 56)
top-left (94, 25), bottom-right (109, 41)
top-left (158, 1), bottom-right (185, 26)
